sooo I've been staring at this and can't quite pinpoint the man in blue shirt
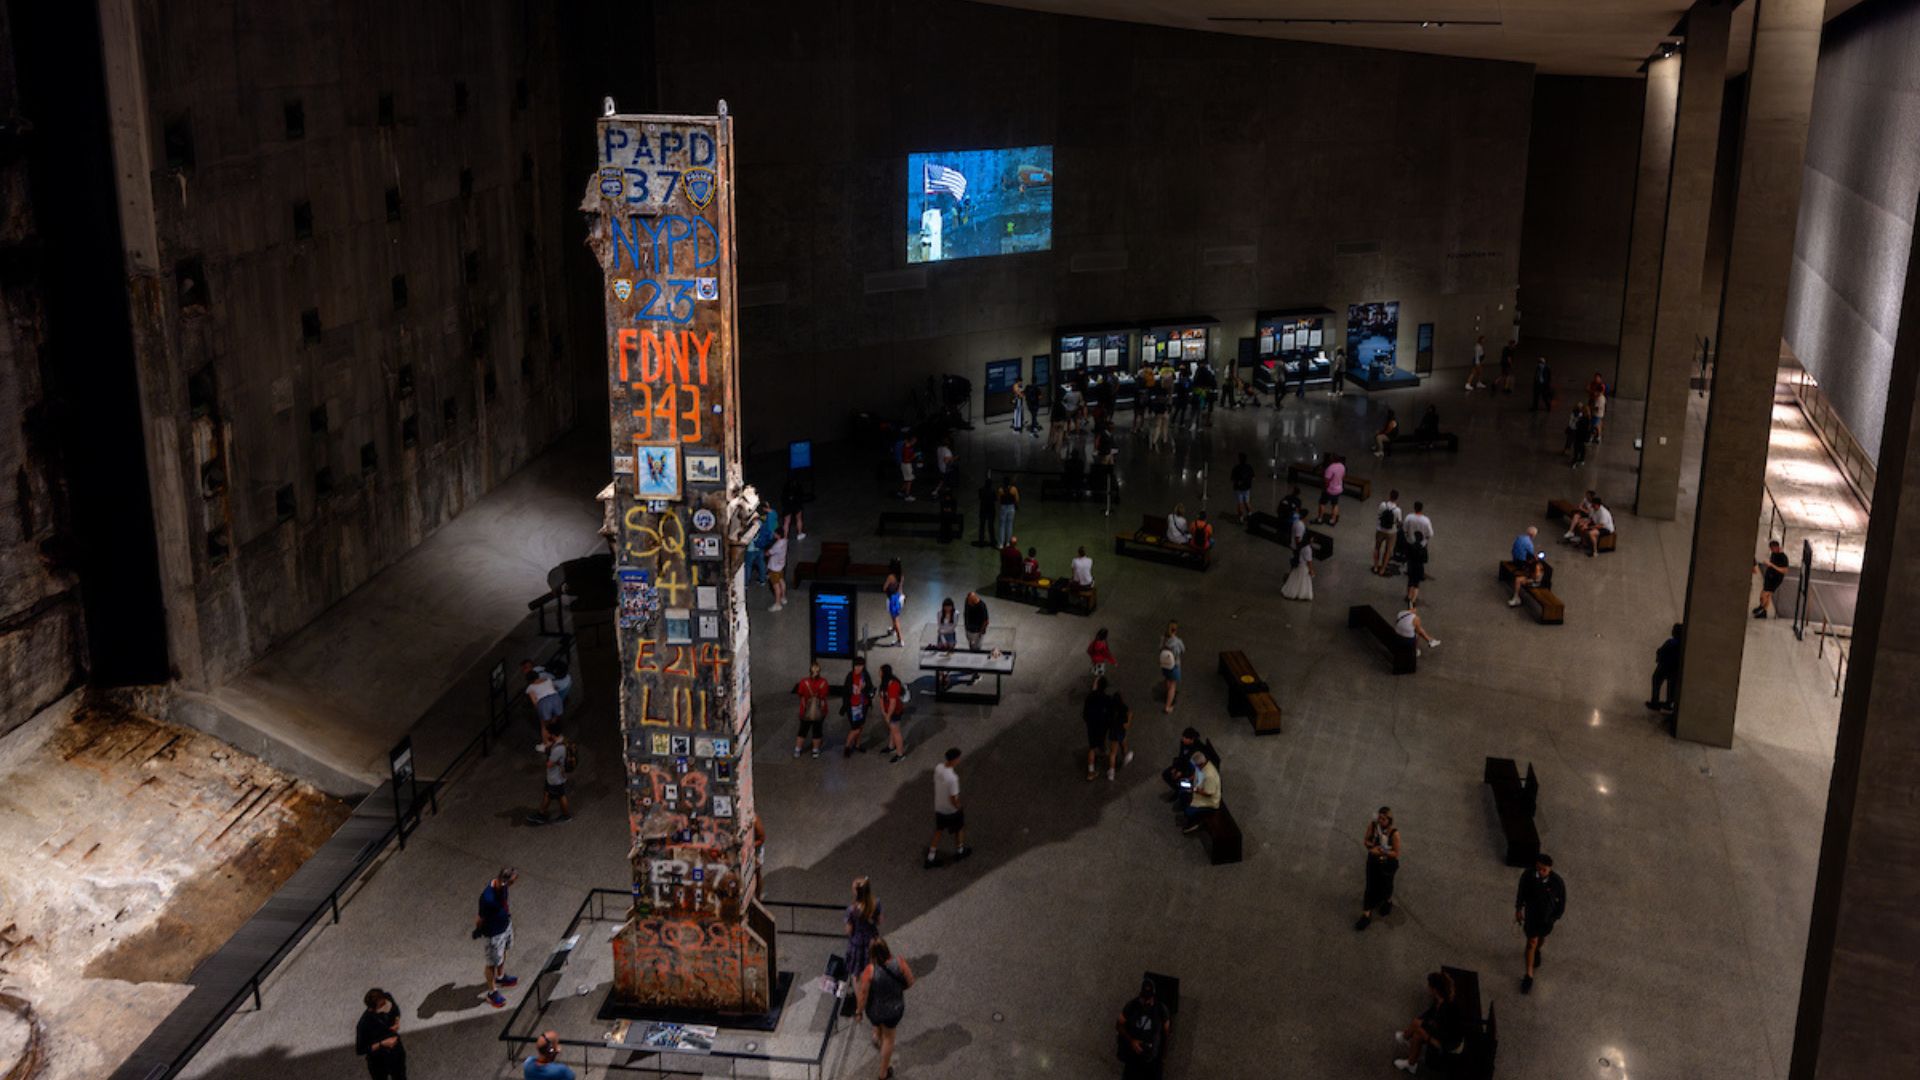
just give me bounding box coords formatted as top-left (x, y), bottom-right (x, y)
top-left (523, 1030), bottom-right (576, 1079)
top-left (1511, 526), bottom-right (1537, 565)
top-left (476, 868), bottom-right (518, 1008)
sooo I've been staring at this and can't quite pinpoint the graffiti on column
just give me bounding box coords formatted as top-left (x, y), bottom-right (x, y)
top-left (585, 108), bottom-right (773, 1014)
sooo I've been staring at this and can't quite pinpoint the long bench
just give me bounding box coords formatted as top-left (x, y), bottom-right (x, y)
top-left (875, 510), bottom-right (963, 542)
top-left (1194, 803), bottom-right (1244, 865)
top-left (1497, 558), bottom-right (1556, 591)
top-left (1286, 457), bottom-right (1372, 501)
top-left (1483, 757), bottom-right (1541, 868)
top-left (1347, 605), bottom-right (1416, 674)
top-left (1245, 512), bottom-right (1334, 560)
top-left (1217, 650), bottom-right (1282, 735)
top-left (792, 541), bottom-right (893, 586)
top-left (995, 575), bottom-right (1097, 615)
top-left (1497, 565), bottom-right (1564, 625)
top-left (1546, 498), bottom-right (1619, 552)
top-left (1387, 431), bottom-right (1461, 454)
top-left (1114, 514), bottom-right (1212, 571)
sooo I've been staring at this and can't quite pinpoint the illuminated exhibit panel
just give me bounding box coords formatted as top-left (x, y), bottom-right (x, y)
top-left (907, 145), bottom-right (1053, 263)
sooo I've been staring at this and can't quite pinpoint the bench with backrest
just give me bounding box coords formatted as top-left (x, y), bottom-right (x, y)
top-left (1496, 566), bottom-right (1564, 624)
top-left (875, 509), bottom-right (963, 541)
top-left (1286, 454), bottom-right (1373, 501)
top-left (1387, 430), bottom-right (1461, 454)
top-left (1192, 803), bottom-right (1243, 865)
top-left (995, 574), bottom-right (1097, 615)
top-left (1114, 514), bottom-right (1212, 571)
top-left (1546, 498), bottom-right (1618, 552)
top-left (1217, 651), bottom-right (1282, 735)
top-left (792, 541), bottom-right (892, 586)
top-left (1347, 605), bottom-right (1416, 674)
top-left (1245, 512), bottom-right (1334, 559)
top-left (1482, 757), bottom-right (1540, 867)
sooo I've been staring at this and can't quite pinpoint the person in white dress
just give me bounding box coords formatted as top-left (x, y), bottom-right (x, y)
top-left (1282, 536), bottom-right (1315, 601)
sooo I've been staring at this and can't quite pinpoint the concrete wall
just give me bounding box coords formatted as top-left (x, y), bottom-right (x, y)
top-left (1783, 0), bottom-right (1920, 467)
top-left (651, 0), bottom-right (1534, 450)
top-left (118, 0), bottom-right (579, 686)
top-left (1516, 74), bottom-right (1644, 347)
top-left (0, 6), bottom-right (86, 735)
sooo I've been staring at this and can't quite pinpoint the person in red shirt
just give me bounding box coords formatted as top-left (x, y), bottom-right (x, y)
top-left (999, 536), bottom-right (1024, 579)
top-left (841, 657), bottom-right (871, 758)
top-left (794, 662), bottom-right (830, 759)
top-left (1189, 511), bottom-right (1214, 551)
top-left (879, 663), bottom-right (909, 763)
top-left (1087, 627), bottom-right (1116, 690)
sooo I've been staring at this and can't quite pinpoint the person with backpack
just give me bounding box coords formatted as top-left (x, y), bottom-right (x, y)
top-left (878, 663), bottom-right (910, 763)
top-left (1373, 491), bottom-right (1404, 575)
top-left (856, 938), bottom-right (916, 1079)
top-left (530, 731), bottom-right (574, 825)
top-left (794, 661), bottom-right (830, 759)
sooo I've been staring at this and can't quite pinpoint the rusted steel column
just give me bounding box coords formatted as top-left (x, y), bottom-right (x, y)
top-left (583, 106), bottom-right (774, 1014)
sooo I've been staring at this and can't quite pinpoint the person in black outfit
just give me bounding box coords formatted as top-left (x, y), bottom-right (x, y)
top-left (1647, 623), bottom-right (1682, 713)
top-left (1392, 970), bottom-right (1463, 1073)
top-left (1753, 539), bottom-right (1790, 618)
top-left (1160, 727), bottom-right (1220, 793)
top-left (1529, 357), bottom-right (1554, 412)
top-left (355, 987), bottom-right (407, 1080)
top-left (1230, 453), bottom-right (1256, 522)
top-left (1354, 806), bottom-right (1400, 930)
top-left (1414, 405), bottom-right (1441, 441)
top-left (1024, 381), bottom-right (1043, 434)
top-left (1515, 854), bottom-right (1568, 993)
top-left (1278, 486), bottom-right (1304, 527)
top-left (975, 472), bottom-right (996, 547)
top-left (1402, 532), bottom-right (1429, 606)
top-left (1116, 977), bottom-right (1171, 1079)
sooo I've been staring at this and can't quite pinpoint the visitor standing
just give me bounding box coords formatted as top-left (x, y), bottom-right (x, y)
top-left (843, 876), bottom-right (883, 1016)
top-left (841, 656), bottom-right (872, 757)
top-left (528, 733), bottom-right (572, 825)
top-left (781, 472), bottom-right (807, 541)
top-left (475, 868), bottom-right (518, 1008)
top-left (1104, 681), bottom-right (1135, 781)
top-left (795, 661), bottom-right (829, 758)
top-left (1116, 977), bottom-right (1172, 1080)
top-left (1231, 452), bottom-right (1255, 522)
top-left (1010, 379), bottom-right (1028, 433)
top-left (1402, 532), bottom-right (1429, 607)
top-left (896, 434), bottom-right (918, 501)
top-left (935, 598), bottom-right (958, 649)
top-left (995, 478), bottom-right (1020, 549)
top-left (1354, 807), bottom-right (1401, 930)
top-left (963, 591), bottom-right (990, 650)
top-left (883, 572), bottom-right (905, 647)
top-left (1647, 623), bottom-right (1683, 713)
top-left (1570, 406), bottom-right (1593, 468)
top-left (355, 988), bottom-right (407, 1080)
top-left (1465, 335), bottom-right (1487, 390)
top-left (976, 473), bottom-right (997, 547)
top-left (766, 529), bottom-right (789, 611)
top-left (1159, 621), bottom-right (1185, 713)
top-left (1530, 356), bottom-right (1554, 412)
top-left (926, 748), bottom-right (971, 867)
top-left (1026, 381), bottom-right (1044, 435)
top-left (1083, 676), bottom-right (1111, 781)
top-left (1753, 539), bottom-right (1790, 618)
top-left (522, 1032), bottom-right (575, 1080)
top-left (856, 939), bottom-right (916, 1080)
top-left (1314, 457), bottom-right (1346, 526)
top-left (1373, 490), bottom-right (1403, 575)
top-left (522, 663), bottom-right (564, 731)
top-left (1087, 627), bottom-right (1116, 689)
top-left (1281, 536), bottom-right (1315, 601)
top-left (1515, 854), bottom-right (1568, 994)
top-left (1402, 501), bottom-right (1435, 551)
top-left (879, 663), bottom-right (909, 763)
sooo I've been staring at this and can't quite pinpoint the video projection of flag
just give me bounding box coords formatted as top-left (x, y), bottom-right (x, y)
top-left (906, 145), bottom-right (1052, 264)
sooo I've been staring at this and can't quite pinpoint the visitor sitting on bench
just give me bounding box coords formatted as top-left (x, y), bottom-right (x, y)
top-left (1396, 602), bottom-right (1441, 652)
top-left (1414, 405), bottom-right (1441, 441)
top-left (1512, 525), bottom-right (1539, 566)
top-left (1393, 970), bottom-right (1465, 1074)
top-left (1161, 728), bottom-right (1221, 791)
top-left (1190, 511), bottom-right (1214, 550)
top-left (1022, 547), bottom-right (1042, 581)
top-left (1165, 504), bottom-right (1191, 546)
top-left (1574, 497), bottom-right (1614, 557)
top-left (1373, 409), bottom-right (1399, 458)
top-left (999, 537), bottom-right (1024, 579)
top-left (1178, 752), bottom-right (1222, 833)
top-left (1563, 489), bottom-right (1598, 537)
top-left (1071, 546), bottom-right (1095, 589)
top-left (1507, 552), bottom-right (1548, 607)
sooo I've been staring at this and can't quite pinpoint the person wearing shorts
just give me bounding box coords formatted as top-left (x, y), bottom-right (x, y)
top-left (475, 868), bottom-right (519, 1008)
top-left (1515, 854), bottom-right (1568, 994)
top-left (926, 748), bottom-right (970, 868)
top-left (794, 662), bottom-right (828, 758)
top-left (1314, 458), bottom-right (1346, 525)
top-left (522, 663), bottom-right (563, 728)
top-left (897, 434), bottom-right (917, 501)
top-left (840, 656), bottom-right (871, 758)
top-left (531, 736), bottom-right (571, 825)
top-left (884, 574), bottom-right (906, 647)
top-left (1159, 621), bottom-right (1185, 714)
top-left (1083, 679), bottom-right (1110, 780)
top-left (766, 530), bottom-right (788, 612)
top-left (1230, 452), bottom-right (1255, 522)
top-left (1103, 683), bottom-right (1134, 781)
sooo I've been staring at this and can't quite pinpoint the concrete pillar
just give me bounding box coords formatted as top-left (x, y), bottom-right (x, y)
top-left (1673, 0), bottom-right (1822, 747)
top-left (1789, 133), bottom-right (1920, 1080)
top-left (1634, 0), bottom-right (1730, 520)
top-left (1614, 54), bottom-right (1680, 400)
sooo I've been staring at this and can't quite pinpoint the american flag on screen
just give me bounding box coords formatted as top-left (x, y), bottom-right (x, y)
top-left (923, 162), bottom-right (967, 201)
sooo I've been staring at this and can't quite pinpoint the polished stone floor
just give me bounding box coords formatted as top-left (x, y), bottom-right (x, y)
top-left (179, 357), bottom-right (1842, 1079)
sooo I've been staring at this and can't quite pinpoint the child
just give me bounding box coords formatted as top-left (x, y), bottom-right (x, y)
top-left (1087, 628), bottom-right (1116, 690)
top-left (1023, 547), bottom-right (1042, 580)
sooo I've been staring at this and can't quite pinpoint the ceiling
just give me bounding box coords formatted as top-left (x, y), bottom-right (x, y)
top-left (974, 1), bottom-right (1872, 77)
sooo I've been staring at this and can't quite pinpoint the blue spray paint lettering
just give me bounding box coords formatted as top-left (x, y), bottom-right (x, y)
top-left (609, 214), bottom-right (721, 274)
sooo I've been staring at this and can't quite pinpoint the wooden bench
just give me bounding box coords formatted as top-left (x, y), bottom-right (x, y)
top-left (1500, 570), bottom-right (1564, 625)
top-left (1483, 757), bottom-right (1541, 868)
top-left (995, 575), bottom-right (1097, 615)
top-left (1546, 498), bottom-right (1619, 552)
top-left (875, 510), bottom-right (963, 542)
top-left (1286, 457), bottom-right (1372, 501)
top-left (1348, 605), bottom-right (1416, 674)
top-left (1114, 514), bottom-right (1212, 571)
top-left (792, 541), bottom-right (893, 586)
top-left (1195, 803), bottom-right (1243, 865)
top-left (1497, 559), bottom-right (1555, 591)
top-left (1245, 512), bottom-right (1333, 560)
top-left (1218, 651), bottom-right (1282, 735)
top-left (1387, 431), bottom-right (1461, 454)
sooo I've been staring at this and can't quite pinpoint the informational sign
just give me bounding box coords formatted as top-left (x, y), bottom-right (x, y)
top-left (984, 357), bottom-right (1023, 417)
top-left (1416, 322), bottom-right (1435, 375)
top-left (811, 586), bottom-right (856, 660)
top-left (788, 439), bottom-right (812, 471)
